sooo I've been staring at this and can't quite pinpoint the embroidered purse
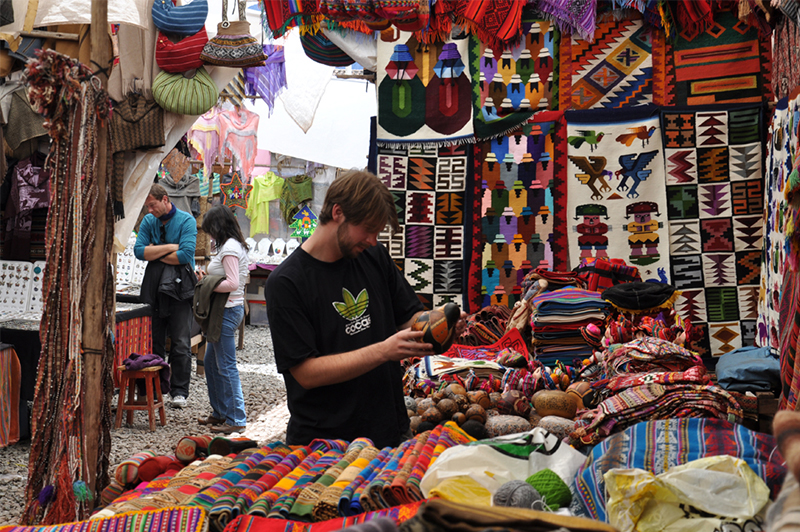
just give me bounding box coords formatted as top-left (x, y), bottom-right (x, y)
top-left (152, 66), bottom-right (218, 116)
top-left (200, 0), bottom-right (266, 68)
top-left (111, 93), bottom-right (166, 152)
top-left (152, 0), bottom-right (208, 36)
top-left (155, 27), bottom-right (208, 73)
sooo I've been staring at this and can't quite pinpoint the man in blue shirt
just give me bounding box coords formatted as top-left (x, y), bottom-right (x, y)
top-left (134, 184), bottom-right (197, 408)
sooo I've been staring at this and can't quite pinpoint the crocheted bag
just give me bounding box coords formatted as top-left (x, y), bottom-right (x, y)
top-left (200, 0), bottom-right (266, 68)
top-left (151, 0), bottom-right (208, 36)
top-left (152, 66), bottom-right (218, 116)
top-left (155, 27), bottom-right (208, 73)
top-left (110, 93), bottom-right (166, 152)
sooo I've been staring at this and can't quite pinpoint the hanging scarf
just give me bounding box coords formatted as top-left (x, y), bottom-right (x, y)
top-left (22, 48), bottom-right (115, 525)
top-left (245, 45), bottom-right (287, 117)
top-left (280, 174), bottom-right (313, 226)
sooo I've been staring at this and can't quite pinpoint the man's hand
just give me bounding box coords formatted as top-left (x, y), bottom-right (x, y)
top-left (381, 328), bottom-right (434, 362)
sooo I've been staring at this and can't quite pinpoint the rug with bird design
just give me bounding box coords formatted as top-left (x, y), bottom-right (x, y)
top-left (467, 110), bottom-right (569, 312)
top-left (662, 104), bottom-right (764, 360)
top-left (564, 105), bottom-right (670, 286)
top-left (469, 16), bottom-right (559, 141)
top-left (558, 12), bottom-right (665, 110)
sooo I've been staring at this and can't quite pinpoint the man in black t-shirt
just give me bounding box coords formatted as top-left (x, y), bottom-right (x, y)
top-left (266, 170), bottom-right (464, 448)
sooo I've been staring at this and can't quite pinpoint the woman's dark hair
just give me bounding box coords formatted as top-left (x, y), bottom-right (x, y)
top-left (201, 205), bottom-right (249, 252)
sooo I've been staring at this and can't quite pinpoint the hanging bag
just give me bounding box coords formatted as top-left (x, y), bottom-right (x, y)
top-left (110, 93), bottom-right (166, 152)
top-left (151, 0), bottom-right (208, 37)
top-left (155, 27), bottom-right (209, 73)
top-left (200, 0), bottom-right (266, 68)
top-left (152, 66), bottom-right (218, 116)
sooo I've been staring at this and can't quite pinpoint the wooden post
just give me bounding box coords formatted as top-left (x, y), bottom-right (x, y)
top-left (84, 0), bottom-right (111, 494)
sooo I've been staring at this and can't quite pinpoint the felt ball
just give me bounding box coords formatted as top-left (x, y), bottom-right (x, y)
top-left (464, 404), bottom-right (487, 424)
top-left (460, 419), bottom-right (488, 440)
top-left (493, 480), bottom-right (542, 509)
top-left (436, 398), bottom-right (458, 418)
top-left (415, 420), bottom-right (436, 435)
top-left (417, 397), bottom-right (435, 415)
top-left (525, 468), bottom-right (572, 509)
top-left (411, 302), bottom-right (460, 353)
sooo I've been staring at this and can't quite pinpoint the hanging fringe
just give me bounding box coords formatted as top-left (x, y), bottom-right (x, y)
top-left (376, 136), bottom-right (477, 149)
top-left (606, 291), bottom-right (683, 315)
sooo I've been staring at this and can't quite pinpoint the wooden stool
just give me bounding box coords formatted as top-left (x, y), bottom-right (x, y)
top-left (114, 366), bottom-right (167, 431)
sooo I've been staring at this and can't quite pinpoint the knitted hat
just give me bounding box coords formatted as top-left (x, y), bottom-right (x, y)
top-left (602, 282), bottom-right (680, 313)
top-left (300, 32), bottom-right (354, 67)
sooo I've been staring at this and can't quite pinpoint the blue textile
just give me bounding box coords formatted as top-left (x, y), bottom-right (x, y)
top-left (715, 346), bottom-right (780, 393)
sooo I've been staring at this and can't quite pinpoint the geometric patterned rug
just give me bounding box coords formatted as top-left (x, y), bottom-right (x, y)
top-left (467, 111), bottom-right (569, 312)
top-left (664, 104), bottom-right (764, 359)
top-left (661, 8), bottom-right (773, 106)
top-left (376, 143), bottom-right (472, 309)
top-left (559, 13), bottom-right (663, 110)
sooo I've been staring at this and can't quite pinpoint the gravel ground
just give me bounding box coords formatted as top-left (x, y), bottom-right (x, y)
top-left (0, 325), bottom-right (289, 526)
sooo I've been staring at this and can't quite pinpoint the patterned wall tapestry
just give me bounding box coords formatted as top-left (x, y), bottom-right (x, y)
top-left (565, 106), bottom-right (670, 281)
top-left (757, 99), bottom-right (792, 351)
top-left (377, 31), bottom-right (473, 145)
top-left (663, 104), bottom-right (764, 359)
top-left (558, 13), bottom-right (664, 110)
top-left (661, 8), bottom-right (772, 106)
top-left (376, 143), bottom-right (471, 309)
top-left (469, 18), bottom-right (559, 140)
top-left (467, 111), bottom-right (568, 312)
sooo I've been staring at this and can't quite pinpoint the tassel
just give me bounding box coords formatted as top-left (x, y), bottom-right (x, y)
top-left (37, 485), bottom-right (55, 507)
top-left (73, 480), bottom-right (92, 502)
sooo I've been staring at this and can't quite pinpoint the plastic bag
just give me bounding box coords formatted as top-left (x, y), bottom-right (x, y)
top-left (605, 455), bottom-right (770, 532)
top-left (428, 475), bottom-right (493, 506)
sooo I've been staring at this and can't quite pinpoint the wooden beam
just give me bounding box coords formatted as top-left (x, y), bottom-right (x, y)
top-left (19, 30), bottom-right (80, 41)
top-left (84, 0), bottom-right (112, 497)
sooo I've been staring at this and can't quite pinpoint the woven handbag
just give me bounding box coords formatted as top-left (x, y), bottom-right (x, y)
top-left (152, 0), bottom-right (208, 36)
top-left (156, 27), bottom-right (208, 73)
top-left (200, 0), bottom-right (266, 68)
top-left (111, 93), bottom-right (166, 152)
top-left (152, 67), bottom-right (218, 116)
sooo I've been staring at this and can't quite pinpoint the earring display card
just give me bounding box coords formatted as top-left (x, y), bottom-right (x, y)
top-left (27, 261), bottom-right (46, 313)
top-left (0, 260), bottom-right (34, 317)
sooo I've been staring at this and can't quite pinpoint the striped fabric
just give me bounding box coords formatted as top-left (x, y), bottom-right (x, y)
top-left (237, 446), bottom-right (313, 516)
top-left (362, 439), bottom-right (415, 512)
top-left (189, 448), bottom-right (273, 512)
top-left (314, 445), bottom-right (380, 521)
top-left (222, 70), bottom-right (247, 108)
top-left (383, 432), bottom-right (429, 506)
top-left (340, 448), bottom-right (393, 516)
top-left (0, 346), bottom-right (20, 447)
top-left (573, 418), bottom-right (786, 521)
top-left (271, 449), bottom-right (344, 519)
top-left (115, 450), bottom-right (157, 486)
top-left (230, 443), bottom-right (293, 516)
top-left (151, 0), bottom-right (208, 36)
top-left (155, 28), bottom-right (208, 74)
top-left (152, 66), bottom-right (218, 116)
top-left (3, 507), bottom-right (207, 532)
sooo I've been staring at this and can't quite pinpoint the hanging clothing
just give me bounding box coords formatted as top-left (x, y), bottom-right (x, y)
top-left (3, 153), bottom-right (50, 260)
top-left (159, 172), bottom-right (201, 217)
top-left (244, 45), bottom-right (287, 117)
top-left (245, 172), bottom-right (283, 237)
top-left (188, 107), bottom-right (224, 179)
top-left (219, 107), bottom-right (260, 180)
top-left (280, 173), bottom-right (313, 226)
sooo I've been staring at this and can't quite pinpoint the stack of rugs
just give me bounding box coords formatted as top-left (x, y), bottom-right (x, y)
top-left (529, 288), bottom-right (610, 365)
top-left (85, 423), bottom-right (474, 532)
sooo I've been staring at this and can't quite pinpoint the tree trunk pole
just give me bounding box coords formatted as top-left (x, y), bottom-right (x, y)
top-left (84, 0), bottom-right (111, 494)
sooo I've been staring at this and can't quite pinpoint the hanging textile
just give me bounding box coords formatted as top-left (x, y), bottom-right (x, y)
top-left (377, 31), bottom-right (474, 147)
top-left (536, 0), bottom-right (597, 43)
top-left (375, 142), bottom-right (472, 308)
top-left (662, 7), bottom-right (773, 106)
top-left (21, 49), bottom-right (115, 525)
top-left (244, 45), bottom-right (287, 117)
top-left (663, 104), bottom-right (764, 360)
top-left (245, 172), bottom-right (283, 237)
top-left (469, 18), bottom-right (559, 141)
top-left (468, 111), bottom-right (569, 313)
top-left (757, 98), bottom-right (791, 352)
top-left (188, 107), bottom-right (225, 180)
top-left (773, 11), bottom-right (800, 100)
top-left (558, 12), bottom-right (664, 110)
top-left (2, 152), bottom-right (50, 261)
top-left (219, 107), bottom-right (260, 180)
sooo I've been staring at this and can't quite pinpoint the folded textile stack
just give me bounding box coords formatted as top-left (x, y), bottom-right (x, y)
top-left (530, 288), bottom-right (610, 365)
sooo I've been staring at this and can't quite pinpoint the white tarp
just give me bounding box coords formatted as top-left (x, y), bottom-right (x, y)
top-left (33, 0), bottom-right (152, 29)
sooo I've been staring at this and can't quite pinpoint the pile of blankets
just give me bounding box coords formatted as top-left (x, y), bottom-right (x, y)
top-left (530, 288), bottom-right (610, 365)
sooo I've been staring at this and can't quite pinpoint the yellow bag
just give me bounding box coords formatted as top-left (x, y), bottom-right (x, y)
top-left (428, 475), bottom-right (492, 507)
